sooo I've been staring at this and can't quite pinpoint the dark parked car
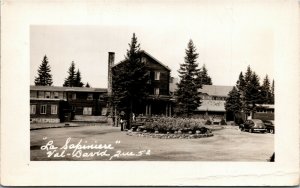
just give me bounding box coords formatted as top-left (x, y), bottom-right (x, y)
top-left (239, 119), bottom-right (266, 133)
top-left (263, 120), bottom-right (275, 134)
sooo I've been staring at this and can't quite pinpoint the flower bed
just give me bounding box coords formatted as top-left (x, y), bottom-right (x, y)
top-left (127, 117), bottom-right (214, 139)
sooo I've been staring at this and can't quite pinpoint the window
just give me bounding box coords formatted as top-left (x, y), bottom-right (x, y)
top-left (83, 107), bottom-right (92, 115)
top-left (30, 91), bottom-right (37, 98)
top-left (87, 93), bottom-right (93, 100)
top-left (141, 57), bottom-right (147, 63)
top-left (45, 92), bottom-right (51, 98)
top-left (38, 91), bottom-right (44, 98)
top-left (51, 105), bottom-right (57, 114)
top-left (40, 105), bottom-right (47, 114)
top-left (30, 105), bottom-right (36, 114)
top-left (154, 71), bottom-right (160, 80)
top-left (54, 92), bottom-right (59, 99)
top-left (72, 93), bottom-right (76, 100)
top-left (154, 88), bottom-right (160, 95)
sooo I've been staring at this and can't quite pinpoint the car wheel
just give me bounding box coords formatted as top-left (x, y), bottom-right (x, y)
top-left (270, 129), bottom-right (274, 134)
top-left (249, 129), bottom-right (252, 133)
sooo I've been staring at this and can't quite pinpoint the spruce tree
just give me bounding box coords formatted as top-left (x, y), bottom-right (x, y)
top-left (63, 61), bottom-right (76, 87)
top-left (34, 55), bottom-right (53, 86)
top-left (270, 79), bottom-right (275, 104)
top-left (244, 65), bottom-right (252, 84)
top-left (85, 82), bottom-right (91, 88)
top-left (244, 72), bottom-right (261, 115)
top-left (175, 40), bottom-right (201, 117)
top-left (261, 75), bottom-right (271, 104)
top-left (225, 87), bottom-right (242, 121)
top-left (112, 33), bottom-right (149, 129)
top-left (236, 72), bottom-right (246, 92)
top-left (198, 64), bottom-right (212, 85)
top-left (75, 69), bottom-right (84, 87)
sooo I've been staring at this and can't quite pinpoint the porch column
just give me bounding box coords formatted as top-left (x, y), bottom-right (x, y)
top-left (169, 104), bottom-right (172, 117)
top-left (165, 104), bottom-right (168, 116)
top-left (145, 104), bottom-right (148, 116)
top-left (149, 104), bottom-right (152, 116)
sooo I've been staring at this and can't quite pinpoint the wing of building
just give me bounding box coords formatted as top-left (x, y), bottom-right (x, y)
top-left (196, 85), bottom-right (234, 121)
top-left (30, 85), bottom-right (107, 123)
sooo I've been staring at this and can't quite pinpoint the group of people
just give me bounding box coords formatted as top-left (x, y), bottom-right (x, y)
top-left (113, 111), bottom-right (136, 131)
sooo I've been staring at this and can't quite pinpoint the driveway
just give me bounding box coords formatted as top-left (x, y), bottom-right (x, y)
top-left (30, 125), bottom-right (274, 161)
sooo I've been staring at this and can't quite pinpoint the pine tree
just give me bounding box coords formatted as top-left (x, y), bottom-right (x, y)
top-left (112, 33), bottom-right (149, 129)
top-left (85, 82), bottom-right (91, 88)
top-left (63, 61), bottom-right (76, 87)
top-left (225, 87), bottom-right (242, 121)
top-left (75, 69), bottom-right (84, 87)
top-left (175, 40), bottom-right (201, 117)
top-left (34, 55), bottom-right (53, 86)
top-left (198, 64), bottom-right (212, 85)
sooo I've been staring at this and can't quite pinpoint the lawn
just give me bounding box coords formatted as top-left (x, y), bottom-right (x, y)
top-left (30, 124), bottom-right (274, 161)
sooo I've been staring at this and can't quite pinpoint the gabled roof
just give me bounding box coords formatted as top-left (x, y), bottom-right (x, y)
top-left (30, 85), bottom-right (107, 92)
top-left (112, 50), bottom-right (171, 71)
top-left (141, 50), bottom-right (171, 71)
top-left (199, 85), bottom-right (234, 97)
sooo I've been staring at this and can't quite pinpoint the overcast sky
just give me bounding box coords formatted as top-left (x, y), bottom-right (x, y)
top-left (30, 1), bottom-right (276, 88)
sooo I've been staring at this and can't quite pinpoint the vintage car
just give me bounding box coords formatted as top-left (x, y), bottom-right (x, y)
top-left (239, 119), bottom-right (266, 133)
top-left (263, 120), bottom-right (275, 134)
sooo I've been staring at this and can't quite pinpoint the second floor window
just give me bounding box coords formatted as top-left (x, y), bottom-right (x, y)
top-left (54, 92), bottom-right (59, 99)
top-left (72, 93), bottom-right (76, 100)
top-left (87, 93), bottom-right (93, 100)
top-left (154, 88), bottom-right (160, 95)
top-left (154, 71), bottom-right (160, 80)
top-left (45, 92), bottom-right (51, 98)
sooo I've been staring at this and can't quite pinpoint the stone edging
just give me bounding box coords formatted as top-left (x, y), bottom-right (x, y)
top-left (126, 130), bottom-right (213, 139)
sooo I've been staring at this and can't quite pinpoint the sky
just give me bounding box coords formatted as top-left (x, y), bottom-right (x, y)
top-left (30, 1), bottom-right (276, 88)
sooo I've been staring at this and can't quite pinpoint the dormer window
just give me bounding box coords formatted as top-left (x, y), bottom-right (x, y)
top-left (154, 71), bottom-right (160, 80)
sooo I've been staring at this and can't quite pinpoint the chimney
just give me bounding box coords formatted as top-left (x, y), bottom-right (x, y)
top-left (108, 52), bottom-right (115, 96)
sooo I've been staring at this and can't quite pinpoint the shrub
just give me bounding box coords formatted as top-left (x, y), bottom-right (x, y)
top-left (205, 120), bottom-right (212, 125)
top-left (220, 119), bottom-right (227, 125)
top-left (141, 117), bottom-right (209, 133)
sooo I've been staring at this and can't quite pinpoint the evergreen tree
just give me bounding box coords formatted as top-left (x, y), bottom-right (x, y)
top-left (175, 40), bottom-right (201, 117)
top-left (270, 79), bottom-right (275, 104)
top-left (85, 82), bottom-right (91, 88)
top-left (225, 87), bottom-right (242, 121)
top-left (112, 33), bottom-right (149, 129)
top-left (198, 64), bottom-right (212, 85)
top-left (236, 72), bottom-right (246, 92)
top-left (244, 65), bottom-right (252, 84)
top-left (63, 61), bottom-right (76, 87)
top-left (75, 69), bottom-right (84, 87)
top-left (244, 72), bottom-right (261, 115)
top-left (261, 75), bottom-right (271, 104)
top-left (34, 55), bottom-right (53, 86)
